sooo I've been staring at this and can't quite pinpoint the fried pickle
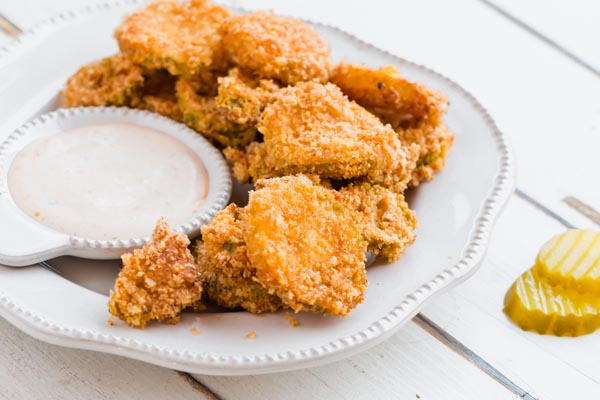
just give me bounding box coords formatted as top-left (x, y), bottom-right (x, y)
top-left (330, 62), bottom-right (453, 186)
top-left (135, 69), bottom-right (183, 121)
top-left (115, 0), bottom-right (231, 77)
top-left (195, 204), bottom-right (282, 313)
top-left (338, 182), bottom-right (417, 262)
top-left (246, 175), bottom-right (367, 316)
top-left (225, 82), bottom-right (417, 192)
top-left (330, 62), bottom-right (447, 129)
top-left (176, 77), bottom-right (257, 147)
top-left (108, 219), bottom-right (202, 328)
top-left (401, 124), bottom-right (454, 187)
top-left (215, 68), bottom-right (280, 125)
top-left (220, 11), bottom-right (330, 84)
top-left (63, 54), bottom-right (144, 107)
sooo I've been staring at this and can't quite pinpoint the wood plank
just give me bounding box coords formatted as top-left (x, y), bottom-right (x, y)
top-left (195, 319), bottom-right (514, 400)
top-left (421, 196), bottom-right (600, 399)
top-left (0, 317), bottom-right (213, 400)
top-left (485, 0), bottom-right (600, 73)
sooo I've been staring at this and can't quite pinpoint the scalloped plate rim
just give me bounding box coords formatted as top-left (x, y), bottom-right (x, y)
top-left (0, 0), bottom-right (516, 375)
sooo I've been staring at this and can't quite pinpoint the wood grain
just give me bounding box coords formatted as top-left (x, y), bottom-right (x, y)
top-left (487, 0), bottom-right (600, 74)
top-left (0, 317), bottom-right (212, 400)
top-left (195, 320), bottom-right (513, 400)
top-left (422, 196), bottom-right (600, 399)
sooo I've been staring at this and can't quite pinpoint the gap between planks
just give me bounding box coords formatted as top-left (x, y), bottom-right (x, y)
top-left (478, 0), bottom-right (600, 79)
top-left (414, 314), bottom-right (536, 400)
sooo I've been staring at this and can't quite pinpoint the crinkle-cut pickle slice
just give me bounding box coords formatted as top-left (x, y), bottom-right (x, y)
top-left (504, 269), bottom-right (600, 337)
top-left (536, 229), bottom-right (600, 294)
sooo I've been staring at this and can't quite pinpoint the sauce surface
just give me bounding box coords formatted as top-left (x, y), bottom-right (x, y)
top-left (8, 123), bottom-right (208, 240)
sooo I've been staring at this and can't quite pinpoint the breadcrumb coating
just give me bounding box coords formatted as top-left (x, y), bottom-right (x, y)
top-left (402, 124), bottom-right (454, 187)
top-left (176, 77), bottom-right (257, 147)
top-left (136, 69), bottom-right (183, 121)
top-left (331, 62), bottom-right (447, 130)
top-left (63, 54), bottom-right (144, 107)
top-left (220, 11), bottom-right (330, 84)
top-left (226, 82), bottom-right (416, 191)
top-left (115, 0), bottom-right (231, 77)
top-left (195, 204), bottom-right (282, 313)
top-left (215, 68), bottom-right (281, 125)
top-left (338, 183), bottom-right (417, 262)
top-left (108, 219), bottom-right (202, 328)
top-left (246, 175), bottom-right (367, 316)
top-left (330, 63), bottom-right (454, 186)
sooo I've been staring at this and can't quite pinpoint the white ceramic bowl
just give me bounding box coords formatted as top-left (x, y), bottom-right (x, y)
top-left (0, 107), bottom-right (232, 266)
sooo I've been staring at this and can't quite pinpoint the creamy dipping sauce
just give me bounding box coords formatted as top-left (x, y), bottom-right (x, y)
top-left (8, 123), bottom-right (208, 240)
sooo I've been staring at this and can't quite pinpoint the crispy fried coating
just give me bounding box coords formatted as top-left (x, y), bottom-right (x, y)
top-left (115, 0), bottom-right (231, 77)
top-left (331, 62), bottom-right (447, 129)
top-left (63, 54), bottom-right (144, 107)
top-left (135, 69), bottom-right (183, 121)
top-left (195, 204), bottom-right (282, 313)
top-left (246, 175), bottom-right (367, 316)
top-left (338, 183), bottom-right (417, 262)
top-left (176, 77), bottom-right (257, 147)
top-left (402, 124), bottom-right (454, 187)
top-left (215, 68), bottom-right (281, 125)
top-left (220, 11), bottom-right (330, 84)
top-left (331, 62), bottom-right (454, 186)
top-left (225, 82), bottom-right (416, 191)
top-left (108, 219), bottom-right (202, 328)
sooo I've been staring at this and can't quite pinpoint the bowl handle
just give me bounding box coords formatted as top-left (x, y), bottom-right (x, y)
top-left (0, 199), bottom-right (70, 266)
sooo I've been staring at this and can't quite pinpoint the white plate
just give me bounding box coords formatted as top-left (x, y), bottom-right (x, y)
top-left (0, 1), bottom-right (515, 375)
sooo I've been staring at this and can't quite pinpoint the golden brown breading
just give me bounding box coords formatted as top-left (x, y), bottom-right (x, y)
top-left (215, 68), bottom-right (281, 125)
top-left (338, 183), bottom-right (417, 262)
top-left (115, 0), bottom-right (231, 77)
top-left (220, 11), bottom-right (330, 84)
top-left (330, 62), bottom-right (453, 186)
top-left (195, 204), bottom-right (282, 313)
top-left (176, 78), bottom-right (257, 147)
top-left (135, 69), bottom-right (183, 121)
top-left (402, 124), bottom-right (454, 187)
top-left (63, 54), bottom-right (144, 107)
top-left (246, 175), bottom-right (367, 316)
top-left (330, 62), bottom-right (447, 130)
top-left (108, 219), bottom-right (202, 328)
top-left (226, 82), bottom-right (416, 191)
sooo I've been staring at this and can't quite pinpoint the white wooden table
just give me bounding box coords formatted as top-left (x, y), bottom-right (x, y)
top-left (1, 1), bottom-right (599, 398)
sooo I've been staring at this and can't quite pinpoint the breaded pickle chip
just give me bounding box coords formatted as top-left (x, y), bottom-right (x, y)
top-left (195, 204), bottom-right (282, 313)
top-left (215, 68), bottom-right (280, 125)
top-left (331, 62), bottom-right (453, 187)
top-left (227, 82), bottom-right (415, 189)
top-left (108, 219), bottom-right (202, 328)
top-left (115, 0), bottom-right (231, 77)
top-left (176, 78), bottom-right (256, 147)
top-left (220, 11), bottom-right (330, 84)
top-left (136, 69), bottom-right (183, 121)
top-left (338, 183), bottom-right (417, 262)
top-left (63, 54), bottom-right (144, 107)
top-left (401, 124), bottom-right (454, 187)
top-left (331, 62), bottom-right (447, 129)
top-left (246, 175), bottom-right (367, 316)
